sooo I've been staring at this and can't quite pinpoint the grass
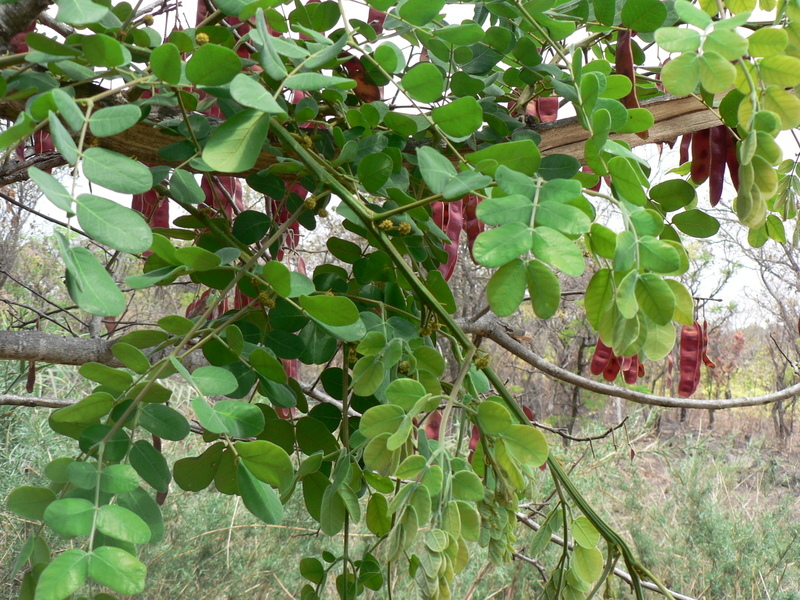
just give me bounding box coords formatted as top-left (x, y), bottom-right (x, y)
top-left (2, 365), bottom-right (800, 599)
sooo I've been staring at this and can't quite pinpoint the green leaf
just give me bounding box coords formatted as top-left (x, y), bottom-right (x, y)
top-left (585, 268), bottom-right (614, 330)
top-left (140, 404), bottom-right (190, 441)
top-left (82, 148), bottom-right (153, 194)
top-left (111, 342), bottom-right (149, 374)
top-left (6, 486), bottom-right (56, 520)
top-left (417, 146), bottom-right (457, 194)
top-left (129, 440), bottom-right (171, 492)
top-left (442, 171), bottom-right (492, 200)
top-left (186, 43), bottom-right (241, 86)
top-left (621, 0), bottom-right (666, 32)
top-left (82, 34), bottom-right (127, 67)
top-left (76, 194), bottom-right (152, 254)
top-left (531, 227), bottom-right (585, 276)
top-left (526, 259), bottom-right (561, 319)
top-left (284, 73), bottom-right (356, 90)
top-left (763, 85), bottom-right (800, 129)
top-left (65, 247), bottom-right (126, 316)
top-left (501, 424), bottom-right (548, 467)
top-left (673, 0), bottom-right (712, 28)
top-left (660, 52), bottom-right (700, 97)
top-left (202, 108), bottom-right (269, 173)
top-left (473, 223), bottom-right (532, 268)
top-left (299, 295), bottom-right (359, 326)
top-left (608, 156), bottom-right (647, 205)
top-left (78, 363), bottom-right (132, 390)
top-left (56, 0), bottom-right (109, 25)
top-left (398, 0), bottom-right (445, 25)
top-left (87, 105), bottom-right (139, 137)
top-left (486, 258), bottom-right (526, 317)
top-left (477, 401), bottom-right (513, 435)
top-left (451, 470), bottom-right (484, 501)
top-left (704, 29), bottom-right (748, 61)
top-left (170, 168), bottom-right (205, 204)
top-left (747, 27), bottom-right (788, 57)
top-left (151, 43), bottom-right (182, 84)
top-left (236, 440), bottom-right (293, 491)
top-left (758, 55), bottom-right (800, 87)
top-left (358, 152), bottom-right (393, 193)
top-left (99, 464), bottom-right (140, 494)
top-left (35, 549), bottom-right (89, 600)
top-left (466, 140), bottom-right (540, 176)
top-left (650, 178), bottom-right (695, 211)
top-left (193, 365), bottom-right (239, 396)
top-left (571, 516), bottom-right (600, 548)
top-left (672, 209), bottom-right (720, 238)
top-left (654, 27), bottom-right (701, 52)
top-left (49, 112), bottom-right (78, 164)
top-left (699, 51), bottom-right (735, 93)
top-left (192, 397), bottom-right (266, 437)
top-left (639, 236), bottom-right (681, 273)
top-left (432, 97), bottom-right (483, 139)
top-left (96, 505), bottom-right (151, 544)
top-left (401, 63), bottom-right (444, 103)
top-left (635, 273), bottom-right (675, 325)
top-left (643, 320), bottom-right (677, 360)
top-left (239, 462), bottom-right (284, 523)
top-left (534, 202), bottom-right (592, 235)
top-left (385, 378), bottom-right (426, 411)
top-left (88, 547), bottom-right (146, 595)
top-left (28, 167), bottom-right (73, 215)
top-left (43, 498), bottom-right (95, 538)
top-left (230, 73), bottom-right (286, 114)
top-left (360, 404), bottom-right (405, 438)
top-left (50, 392), bottom-right (112, 426)
top-left (476, 194), bottom-right (532, 226)
top-left (366, 494), bottom-right (391, 537)
top-left (573, 545), bottom-right (604, 582)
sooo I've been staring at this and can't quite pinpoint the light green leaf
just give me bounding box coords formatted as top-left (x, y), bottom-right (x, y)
top-left (477, 401), bottom-right (513, 435)
top-left (432, 97), bottom-right (483, 139)
top-left (530, 227), bottom-right (585, 276)
top-left (82, 148), bottom-right (153, 194)
top-left (186, 43), bottom-right (242, 86)
top-left (486, 258), bottom-right (526, 317)
top-left (699, 51), bottom-right (736, 93)
top-left (89, 105), bottom-right (140, 137)
top-left (473, 223), bottom-right (533, 268)
top-left (526, 259), bottom-right (561, 319)
top-left (654, 27), bottom-right (701, 52)
top-left (88, 547), bottom-right (146, 595)
top-left (96, 505), bottom-right (151, 544)
top-left (635, 273), bottom-right (675, 325)
top-left (399, 0), bottom-right (445, 25)
top-left (28, 166), bottom-right (73, 214)
top-left (230, 74), bottom-right (286, 114)
top-left (236, 440), bottom-right (293, 491)
top-left (661, 52), bottom-right (700, 97)
top-left (35, 549), bottom-right (89, 600)
top-left (65, 246), bottom-right (125, 316)
top-left (401, 63), bottom-right (444, 103)
top-left (284, 73), bottom-right (356, 90)
top-left (202, 108), bottom-right (269, 173)
top-left (501, 424), bottom-right (548, 467)
top-left (76, 194), bottom-right (152, 254)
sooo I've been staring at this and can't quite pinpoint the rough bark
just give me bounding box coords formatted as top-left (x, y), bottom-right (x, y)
top-left (0, 0), bottom-right (50, 54)
top-left (0, 95), bottom-right (722, 184)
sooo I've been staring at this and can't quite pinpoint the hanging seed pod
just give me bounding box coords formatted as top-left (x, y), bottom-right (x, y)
top-left (590, 339), bottom-right (615, 375)
top-left (678, 322), bottom-right (703, 398)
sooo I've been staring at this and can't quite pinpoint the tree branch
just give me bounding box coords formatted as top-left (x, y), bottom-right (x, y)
top-left (515, 513), bottom-right (698, 600)
top-left (0, 393), bottom-right (75, 408)
top-left (0, 95), bottom-right (720, 182)
top-left (461, 315), bottom-right (800, 410)
top-left (0, 0), bottom-right (51, 54)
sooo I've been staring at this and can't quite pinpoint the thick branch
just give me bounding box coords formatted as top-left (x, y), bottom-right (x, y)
top-left (462, 315), bottom-right (800, 410)
top-left (0, 0), bottom-right (50, 54)
top-left (0, 95), bottom-right (719, 182)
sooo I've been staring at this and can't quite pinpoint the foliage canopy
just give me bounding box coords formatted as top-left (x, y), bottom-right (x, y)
top-left (2, 0), bottom-right (800, 597)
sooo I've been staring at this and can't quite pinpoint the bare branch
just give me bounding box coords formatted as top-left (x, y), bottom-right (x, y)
top-left (0, 393), bottom-right (75, 408)
top-left (461, 315), bottom-right (800, 410)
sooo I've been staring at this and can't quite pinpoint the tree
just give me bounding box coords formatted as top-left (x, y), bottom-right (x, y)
top-left (1, 0), bottom-right (800, 598)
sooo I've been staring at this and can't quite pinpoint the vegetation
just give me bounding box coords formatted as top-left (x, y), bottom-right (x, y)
top-left (1, 0), bottom-right (800, 598)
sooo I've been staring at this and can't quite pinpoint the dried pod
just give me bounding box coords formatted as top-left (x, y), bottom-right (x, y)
top-left (590, 339), bottom-right (615, 375)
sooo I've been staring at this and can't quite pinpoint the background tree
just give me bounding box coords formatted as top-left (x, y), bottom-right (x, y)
top-left (1, 0), bottom-right (800, 599)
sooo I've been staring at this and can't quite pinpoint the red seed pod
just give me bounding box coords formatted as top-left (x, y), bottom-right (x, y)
top-left (678, 322), bottom-right (703, 398)
top-left (701, 320), bottom-right (716, 368)
top-left (709, 126), bottom-right (728, 207)
top-left (156, 491), bottom-right (168, 505)
top-left (522, 406), bottom-right (535, 422)
top-left (132, 190), bottom-right (170, 229)
top-left (691, 128), bottom-right (711, 185)
top-left (616, 29), bottom-right (647, 139)
top-left (462, 194), bottom-right (484, 264)
top-left (426, 409), bottom-right (442, 441)
top-left (603, 355), bottom-right (621, 382)
top-left (535, 97), bottom-right (559, 123)
top-left (679, 133), bottom-right (693, 165)
top-left (622, 355), bottom-right (639, 385)
top-left (367, 7), bottom-right (386, 33)
top-left (26, 361), bottom-right (35, 393)
top-left (725, 128), bottom-right (740, 190)
top-left (637, 361), bottom-right (645, 378)
top-left (341, 55), bottom-right (381, 103)
top-left (590, 339), bottom-right (615, 375)
top-left (432, 201), bottom-right (462, 281)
